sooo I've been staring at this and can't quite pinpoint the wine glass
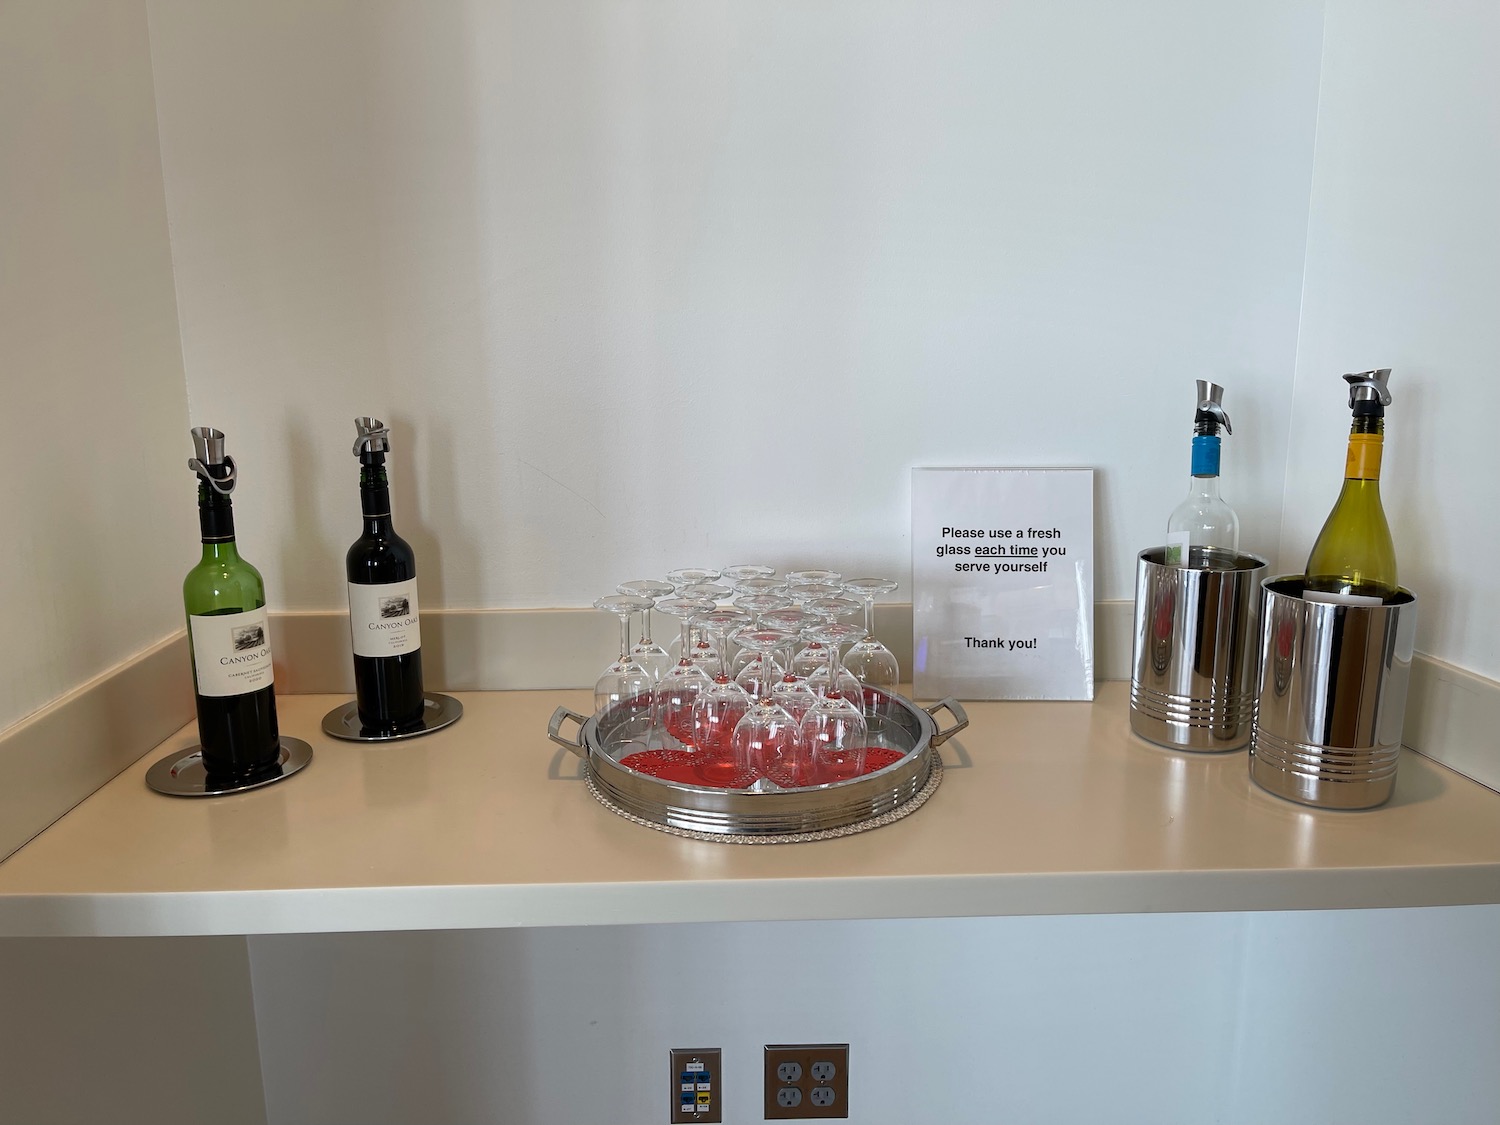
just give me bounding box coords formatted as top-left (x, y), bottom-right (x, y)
top-left (787, 569), bottom-right (841, 587)
top-left (680, 582), bottom-right (733, 669)
top-left (733, 575), bottom-right (788, 598)
top-left (653, 597), bottom-right (715, 748)
top-left (617, 579), bottom-right (674, 681)
top-left (803, 620), bottom-right (866, 703)
top-left (666, 567), bottom-right (721, 590)
top-left (591, 594), bottom-right (657, 744)
top-left (721, 564), bottom-right (775, 585)
top-left (690, 607), bottom-right (754, 785)
top-left (801, 622), bottom-right (870, 782)
top-left (731, 592), bottom-right (792, 680)
top-left (730, 628), bottom-right (805, 786)
top-left (842, 577), bottom-right (901, 706)
top-left (787, 582), bottom-right (843, 603)
top-left (766, 619), bottom-right (818, 723)
top-left (793, 595), bottom-right (862, 678)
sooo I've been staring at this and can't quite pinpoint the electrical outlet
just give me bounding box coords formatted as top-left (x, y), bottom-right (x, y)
top-left (669, 1048), bottom-right (721, 1123)
top-left (764, 1044), bottom-right (849, 1120)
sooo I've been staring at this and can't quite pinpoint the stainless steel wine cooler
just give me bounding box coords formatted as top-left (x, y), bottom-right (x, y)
top-left (1130, 547), bottom-right (1268, 752)
top-left (1249, 577), bottom-right (1417, 810)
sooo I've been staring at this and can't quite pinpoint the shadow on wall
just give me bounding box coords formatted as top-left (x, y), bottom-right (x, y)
top-left (279, 416), bottom-right (339, 613)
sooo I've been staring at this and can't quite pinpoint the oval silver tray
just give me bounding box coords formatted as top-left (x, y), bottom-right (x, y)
top-left (547, 690), bottom-right (967, 836)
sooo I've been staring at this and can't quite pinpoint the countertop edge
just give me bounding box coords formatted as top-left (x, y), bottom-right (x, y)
top-left (5, 865), bottom-right (1500, 938)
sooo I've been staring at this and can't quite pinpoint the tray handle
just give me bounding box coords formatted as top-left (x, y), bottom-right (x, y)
top-left (547, 706), bottom-right (590, 759)
top-left (924, 697), bottom-right (970, 747)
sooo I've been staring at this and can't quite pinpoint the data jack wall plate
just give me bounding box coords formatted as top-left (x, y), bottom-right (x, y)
top-left (764, 1044), bottom-right (849, 1120)
top-left (669, 1047), bottom-right (721, 1123)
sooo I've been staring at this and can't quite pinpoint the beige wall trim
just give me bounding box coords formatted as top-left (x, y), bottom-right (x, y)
top-left (267, 601), bottom-right (1500, 791)
top-left (1406, 654), bottom-right (1500, 794)
top-left (0, 631), bottom-right (192, 862)
top-left (271, 601), bottom-right (1137, 694)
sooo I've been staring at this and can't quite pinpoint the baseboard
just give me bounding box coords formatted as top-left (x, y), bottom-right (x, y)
top-left (0, 632), bottom-right (193, 862)
top-left (4, 604), bottom-right (1494, 864)
top-left (1405, 654), bottom-right (1500, 794)
top-left (270, 601), bottom-right (1139, 695)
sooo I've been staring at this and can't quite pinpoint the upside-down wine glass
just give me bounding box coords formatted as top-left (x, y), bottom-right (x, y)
top-left (690, 607), bottom-right (754, 785)
top-left (617, 579), bottom-right (674, 681)
top-left (720, 565), bottom-right (775, 586)
top-left (731, 592), bottom-right (792, 682)
top-left (842, 577), bottom-right (901, 709)
top-left (680, 582), bottom-right (732, 669)
top-left (784, 582), bottom-right (842, 677)
top-left (666, 567), bottom-right (721, 591)
top-left (765, 616), bottom-right (819, 723)
top-left (591, 594), bottom-right (657, 744)
top-left (733, 575), bottom-right (788, 598)
top-left (653, 597), bottom-right (715, 748)
top-left (787, 569), bottom-right (841, 588)
top-left (794, 595), bottom-right (862, 680)
top-left (802, 611), bottom-right (865, 701)
top-left (729, 628), bottom-right (805, 787)
top-left (800, 622), bottom-right (869, 782)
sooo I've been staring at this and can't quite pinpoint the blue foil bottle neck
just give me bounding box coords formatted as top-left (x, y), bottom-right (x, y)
top-left (1191, 434), bottom-right (1221, 477)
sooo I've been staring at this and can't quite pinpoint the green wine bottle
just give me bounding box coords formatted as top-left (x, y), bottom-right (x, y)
top-left (1303, 369), bottom-right (1398, 604)
top-left (184, 427), bottom-right (281, 777)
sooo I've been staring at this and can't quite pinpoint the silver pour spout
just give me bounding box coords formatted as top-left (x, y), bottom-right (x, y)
top-left (1344, 368), bottom-right (1393, 407)
top-left (187, 426), bottom-right (236, 494)
top-left (353, 416), bottom-right (391, 457)
top-left (1196, 379), bottom-right (1232, 435)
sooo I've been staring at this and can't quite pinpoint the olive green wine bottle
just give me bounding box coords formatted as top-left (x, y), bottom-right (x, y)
top-left (1303, 369), bottom-right (1398, 604)
top-left (183, 427), bottom-right (281, 777)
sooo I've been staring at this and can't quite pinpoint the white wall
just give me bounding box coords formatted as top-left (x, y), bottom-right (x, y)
top-left (0, 1), bottom-right (194, 732)
top-left (1281, 0), bottom-right (1500, 679)
top-left (0, 937), bottom-right (266, 1125)
top-left (247, 909), bottom-right (1500, 1125)
top-left (145, 0), bottom-right (1324, 612)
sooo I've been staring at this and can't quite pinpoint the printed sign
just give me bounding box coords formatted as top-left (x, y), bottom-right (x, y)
top-left (912, 467), bottom-right (1094, 700)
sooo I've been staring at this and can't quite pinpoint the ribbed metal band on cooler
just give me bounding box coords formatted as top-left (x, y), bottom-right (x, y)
top-left (1129, 683), bottom-right (1256, 727)
top-left (1249, 724), bottom-right (1400, 809)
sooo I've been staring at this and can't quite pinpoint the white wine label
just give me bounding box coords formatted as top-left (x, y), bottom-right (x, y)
top-left (348, 578), bottom-right (422, 657)
top-left (1164, 531), bottom-right (1191, 566)
top-left (189, 607), bottom-right (275, 697)
top-left (1303, 589), bottom-right (1384, 607)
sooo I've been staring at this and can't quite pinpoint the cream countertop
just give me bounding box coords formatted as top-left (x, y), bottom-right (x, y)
top-left (0, 682), bottom-right (1498, 937)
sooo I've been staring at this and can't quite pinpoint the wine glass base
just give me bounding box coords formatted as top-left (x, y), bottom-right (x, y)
top-left (320, 692), bottom-right (465, 742)
top-left (146, 736), bottom-right (313, 797)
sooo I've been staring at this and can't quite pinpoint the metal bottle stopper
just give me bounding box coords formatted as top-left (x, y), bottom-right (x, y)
top-left (187, 426), bottom-right (236, 494)
top-left (1195, 380), bottom-right (1232, 435)
top-left (1344, 368), bottom-right (1393, 407)
top-left (353, 416), bottom-right (391, 458)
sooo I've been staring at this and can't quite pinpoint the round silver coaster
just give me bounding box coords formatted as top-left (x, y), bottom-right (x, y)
top-left (146, 736), bottom-right (313, 797)
top-left (319, 692), bottom-right (464, 742)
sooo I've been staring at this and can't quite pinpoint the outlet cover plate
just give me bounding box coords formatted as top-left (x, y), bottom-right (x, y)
top-left (764, 1044), bottom-right (849, 1120)
top-left (670, 1047), bottom-right (722, 1123)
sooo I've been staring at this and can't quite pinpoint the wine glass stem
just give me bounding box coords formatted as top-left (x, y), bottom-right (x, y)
top-left (678, 615), bottom-right (694, 662)
top-left (714, 628), bottom-right (731, 680)
top-left (617, 614), bottom-right (631, 662)
top-left (640, 607), bottom-right (654, 645)
top-left (863, 596), bottom-right (875, 637)
top-left (757, 649), bottom-right (773, 703)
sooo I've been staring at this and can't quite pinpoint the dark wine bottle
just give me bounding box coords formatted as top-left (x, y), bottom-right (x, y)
top-left (346, 417), bottom-right (425, 732)
top-left (183, 427), bottom-right (281, 778)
